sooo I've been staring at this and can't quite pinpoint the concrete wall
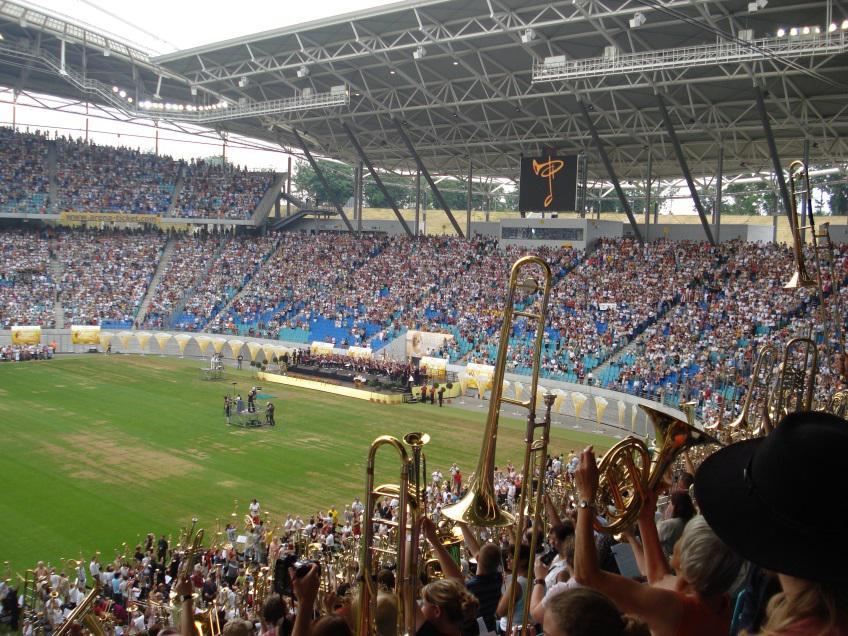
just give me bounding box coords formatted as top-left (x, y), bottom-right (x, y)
top-left (746, 224), bottom-right (776, 243)
top-left (584, 220), bottom-right (624, 247)
top-left (633, 223), bottom-right (749, 243)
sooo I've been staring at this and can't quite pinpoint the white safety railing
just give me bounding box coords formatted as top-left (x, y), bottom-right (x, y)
top-left (532, 32), bottom-right (848, 82)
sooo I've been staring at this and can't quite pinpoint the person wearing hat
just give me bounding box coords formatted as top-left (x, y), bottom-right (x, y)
top-left (572, 445), bottom-right (743, 636)
top-left (695, 411), bottom-right (848, 635)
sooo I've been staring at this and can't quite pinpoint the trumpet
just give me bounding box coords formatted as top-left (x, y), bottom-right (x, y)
top-left (594, 405), bottom-right (720, 534)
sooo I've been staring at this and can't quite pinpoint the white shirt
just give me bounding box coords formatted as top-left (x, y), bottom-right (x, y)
top-left (249, 501), bottom-right (261, 516)
top-left (545, 555), bottom-right (568, 590)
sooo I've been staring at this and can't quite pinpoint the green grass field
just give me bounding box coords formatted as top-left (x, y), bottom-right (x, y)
top-left (0, 355), bottom-right (611, 576)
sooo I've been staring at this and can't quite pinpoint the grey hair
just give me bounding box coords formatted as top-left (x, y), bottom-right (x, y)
top-left (678, 516), bottom-right (743, 597)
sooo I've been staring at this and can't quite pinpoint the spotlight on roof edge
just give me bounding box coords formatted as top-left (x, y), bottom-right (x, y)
top-left (748, 0), bottom-right (767, 12)
top-left (297, 66), bottom-right (309, 78)
top-left (628, 12), bottom-right (646, 29)
top-left (520, 28), bottom-right (536, 43)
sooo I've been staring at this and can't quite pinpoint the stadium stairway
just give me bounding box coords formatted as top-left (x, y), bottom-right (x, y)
top-left (202, 235), bottom-right (283, 327)
top-left (50, 255), bottom-right (64, 329)
top-left (47, 141), bottom-right (59, 213)
top-left (135, 236), bottom-right (178, 326)
top-left (166, 237), bottom-right (227, 329)
top-left (250, 173), bottom-right (285, 225)
top-left (165, 165), bottom-right (186, 216)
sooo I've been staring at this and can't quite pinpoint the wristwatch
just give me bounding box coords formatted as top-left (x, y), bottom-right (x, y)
top-left (578, 499), bottom-right (595, 510)
top-left (533, 579), bottom-right (546, 586)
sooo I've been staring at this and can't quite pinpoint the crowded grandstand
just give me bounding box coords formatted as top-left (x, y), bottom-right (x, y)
top-left (2, 0), bottom-right (848, 635)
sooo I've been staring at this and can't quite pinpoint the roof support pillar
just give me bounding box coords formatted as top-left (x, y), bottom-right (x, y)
top-left (393, 118), bottom-right (464, 238)
top-left (466, 160), bottom-right (472, 239)
top-left (343, 123), bottom-right (412, 237)
top-left (292, 129), bottom-right (354, 232)
top-left (578, 100), bottom-right (643, 243)
top-left (656, 95), bottom-right (715, 246)
top-left (645, 147), bottom-right (653, 230)
top-left (754, 87), bottom-right (792, 223)
top-left (715, 147), bottom-right (723, 244)
top-left (415, 169), bottom-right (421, 237)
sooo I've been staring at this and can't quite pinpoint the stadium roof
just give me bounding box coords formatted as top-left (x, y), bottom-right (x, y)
top-left (2, 0), bottom-right (848, 185)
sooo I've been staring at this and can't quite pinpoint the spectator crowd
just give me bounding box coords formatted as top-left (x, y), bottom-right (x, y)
top-left (1, 128), bottom-right (275, 219)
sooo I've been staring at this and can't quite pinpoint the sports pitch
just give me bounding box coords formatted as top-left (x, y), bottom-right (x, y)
top-left (0, 355), bottom-right (611, 575)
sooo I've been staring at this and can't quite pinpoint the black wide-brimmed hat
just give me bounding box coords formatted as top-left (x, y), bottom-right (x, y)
top-left (695, 411), bottom-right (848, 584)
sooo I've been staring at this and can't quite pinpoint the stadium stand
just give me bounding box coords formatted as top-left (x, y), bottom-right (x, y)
top-left (56, 139), bottom-right (180, 215)
top-left (0, 128), bottom-right (51, 215)
top-left (0, 129), bottom-right (276, 219)
top-left (54, 230), bottom-right (166, 328)
top-left (175, 160), bottom-right (275, 219)
top-left (0, 228), bottom-right (56, 328)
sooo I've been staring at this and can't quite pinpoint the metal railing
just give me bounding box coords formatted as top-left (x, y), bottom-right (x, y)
top-left (532, 32), bottom-right (848, 82)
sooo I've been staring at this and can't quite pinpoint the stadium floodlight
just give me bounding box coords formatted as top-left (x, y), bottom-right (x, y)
top-left (748, 0), bottom-right (767, 12)
top-left (190, 85), bottom-right (198, 96)
top-left (118, 90), bottom-right (126, 98)
top-left (0, 33), bottom-right (4, 40)
top-left (297, 66), bottom-right (309, 78)
top-left (789, 27), bottom-right (799, 35)
top-left (413, 45), bottom-right (426, 60)
top-left (238, 76), bottom-right (248, 88)
top-left (843, 19), bottom-right (848, 30)
top-left (629, 12), bottom-right (646, 28)
top-left (777, 28), bottom-right (786, 37)
top-left (520, 28), bottom-right (536, 43)
top-left (112, 86), bottom-right (119, 93)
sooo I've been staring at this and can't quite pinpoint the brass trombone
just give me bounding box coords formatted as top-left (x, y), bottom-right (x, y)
top-left (594, 405), bottom-right (720, 534)
top-left (441, 255), bottom-right (554, 634)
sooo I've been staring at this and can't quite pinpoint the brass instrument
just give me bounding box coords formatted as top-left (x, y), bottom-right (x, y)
top-left (170, 518), bottom-right (204, 608)
top-left (441, 255), bottom-right (554, 634)
top-left (357, 436), bottom-right (414, 636)
top-left (443, 256), bottom-right (554, 528)
top-left (594, 405), bottom-right (720, 534)
top-left (53, 582), bottom-right (105, 636)
top-left (826, 390), bottom-right (848, 417)
top-left (765, 336), bottom-right (817, 429)
top-left (715, 344), bottom-right (779, 440)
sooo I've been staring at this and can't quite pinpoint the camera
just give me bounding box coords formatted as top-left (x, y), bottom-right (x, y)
top-left (293, 559), bottom-right (319, 578)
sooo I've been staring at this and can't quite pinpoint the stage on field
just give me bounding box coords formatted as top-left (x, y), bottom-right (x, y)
top-left (256, 371), bottom-right (407, 404)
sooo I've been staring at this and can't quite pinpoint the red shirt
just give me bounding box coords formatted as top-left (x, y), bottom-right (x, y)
top-left (674, 593), bottom-right (731, 636)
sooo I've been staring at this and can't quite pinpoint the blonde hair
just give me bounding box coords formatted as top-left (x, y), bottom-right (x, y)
top-left (421, 578), bottom-right (479, 625)
top-left (747, 580), bottom-right (848, 636)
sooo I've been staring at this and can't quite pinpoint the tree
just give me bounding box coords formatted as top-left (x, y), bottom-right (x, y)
top-left (725, 181), bottom-right (768, 215)
top-left (364, 180), bottom-right (413, 209)
top-left (292, 160), bottom-right (353, 207)
top-left (820, 177), bottom-right (848, 216)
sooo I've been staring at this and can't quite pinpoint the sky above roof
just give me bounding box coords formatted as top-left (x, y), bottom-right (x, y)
top-left (24, 0), bottom-right (396, 54)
